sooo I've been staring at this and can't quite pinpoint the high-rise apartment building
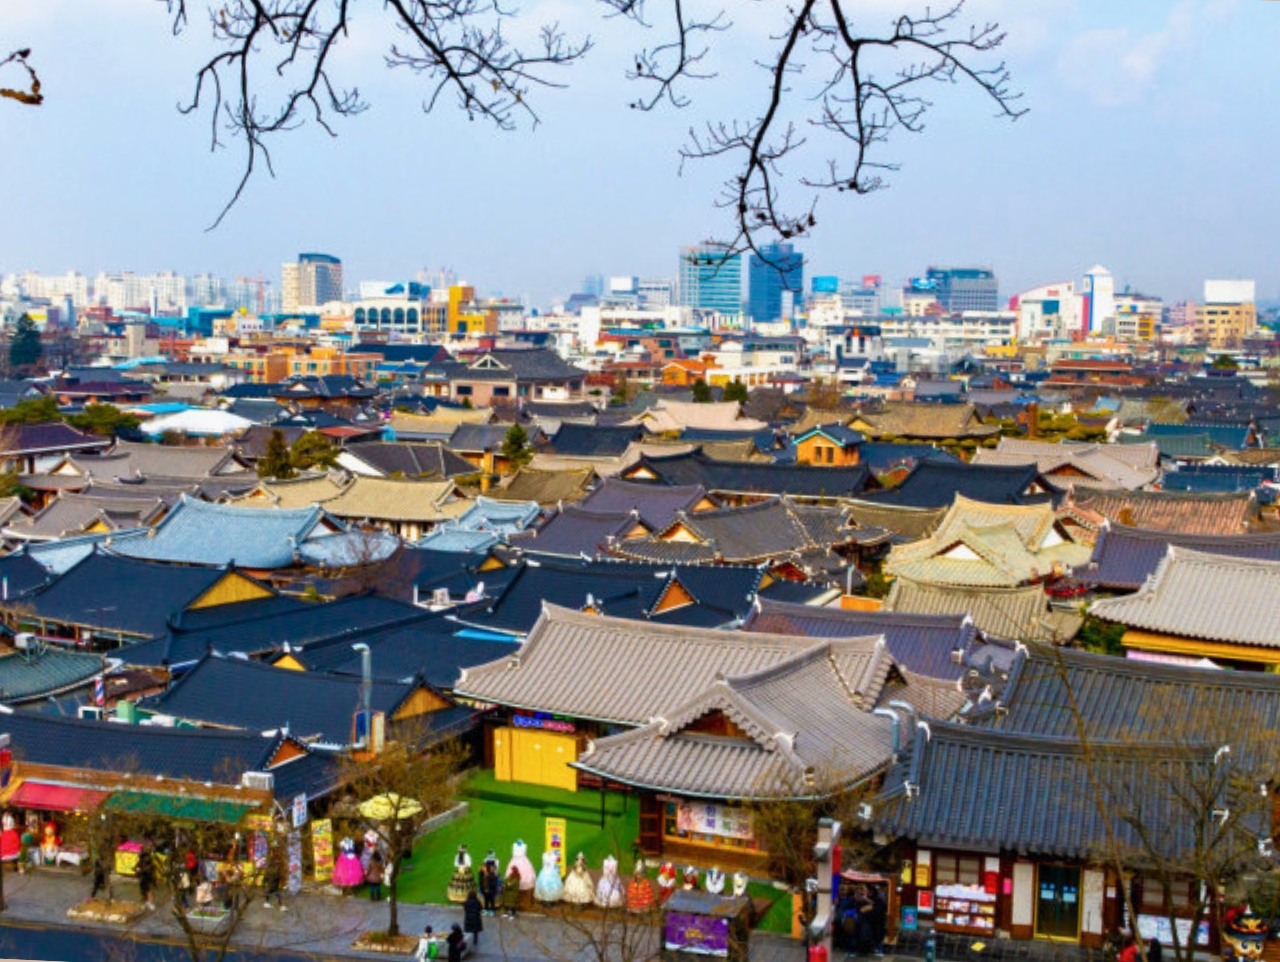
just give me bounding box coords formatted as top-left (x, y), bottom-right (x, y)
top-left (747, 243), bottom-right (804, 323)
top-left (281, 253), bottom-right (343, 312)
top-left (926, 266), bottom-right (999, 313)
top-left (678, 243), bottom-right (742, 318)
top-left (1196, 279), bottom-right (1256, 349)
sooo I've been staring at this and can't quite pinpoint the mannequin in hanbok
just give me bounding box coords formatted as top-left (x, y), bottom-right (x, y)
top-left (562, 852), bottom-right (594, 906)
top-left (509, 840), bottom-right (536, 891)
top-left (626, 860), bottom-right (655, 913)
top-left (595, 855), bottom-right (625, 908)
top-left (732, 871), bottom-right (749, 898)
top-left (448, 845), bottom-right (476, 902)
top-left (682, 866), bottom-right (699, 890)
top-left (705, 867), bottom-right (725, 895)
top-left (656, 862), bottom-right (678, 903)
top-left (332, 837), bottom-right (365, 890)
top-left (534, 851), bottom-right (564, 903)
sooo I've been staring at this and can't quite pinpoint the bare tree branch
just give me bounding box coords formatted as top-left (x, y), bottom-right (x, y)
top-left (0, 49), bottom-right (42, 106)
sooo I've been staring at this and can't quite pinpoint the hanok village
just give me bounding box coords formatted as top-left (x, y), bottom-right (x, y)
top-left (0, 351), bottom-right (1278, 959)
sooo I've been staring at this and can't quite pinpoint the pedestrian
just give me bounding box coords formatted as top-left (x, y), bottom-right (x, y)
top-left (464, 889), bottom-right (484, 947)
top-left (263, 849), bottom-right (286, 911)
top-left (1118, 931), bottom-right (1138, 962)
top-left (1147, 938), bottom-right (1163, 962)
top-left (446, 922), bottom-right (466, 962)
top-left (178, 851), bottom-right (197, 909)
top-left (414, 925), bottom-right (437, 961)
top-left (501, 864), bottom-right (521, 919)
top-left (479, 861), bottom-right (499, 915)
top-left (869, 886), bottom-right (887, 957)
top-left (90, 848), bottom-right (108, 900)
top-left (367, 850), bottom-right (386, 902)
top-left (135, 843), bottom-right (156, 910)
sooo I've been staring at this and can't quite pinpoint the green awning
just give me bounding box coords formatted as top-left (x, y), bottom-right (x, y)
top-left (106, 791), bottom-right (258, 825)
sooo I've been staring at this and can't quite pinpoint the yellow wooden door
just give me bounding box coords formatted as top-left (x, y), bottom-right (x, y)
top-left (509, 729), bottom-right (578, 792)
top-left (493, 727), bottom-right (513, 782)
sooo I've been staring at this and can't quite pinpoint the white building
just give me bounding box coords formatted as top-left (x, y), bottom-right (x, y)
top-left (1013, 281), bottom-right (1083, 342)
top-left (1082, 265), bottom-right (1116, 334)
top-left (1204, 279), bottom-right (1256, 305)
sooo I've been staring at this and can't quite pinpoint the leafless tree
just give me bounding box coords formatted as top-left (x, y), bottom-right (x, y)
top-left (155, 0), bottom-right (1021, 241)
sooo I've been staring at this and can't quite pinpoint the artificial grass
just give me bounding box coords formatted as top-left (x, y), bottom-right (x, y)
top-left (388, 770), bottom-right (789, 934)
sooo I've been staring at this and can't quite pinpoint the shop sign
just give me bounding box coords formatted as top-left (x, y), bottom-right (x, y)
top-left (291, 794), bottom-right (308, 828)
top-left (287, 831), bottom-right (303, 894)
top-left (901, 907), bottom-right (918, 931)
top-left (917, 891), bottom-right (934, 915)
top-left (512, 712), bottom-right (575, 734)
top-left (545, 817), bottom-right (567, 877)
top-left (664, 912), bottom-right (730, 957)
top-left (675, 801), bottom-right (754, 841)
top-left (312, 819), bottom-right (334, 882)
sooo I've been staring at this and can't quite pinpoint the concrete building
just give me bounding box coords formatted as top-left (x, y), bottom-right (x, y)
top-left (281, 253), bottom-right (343, 312)
top-left (1113, 292), bottom-right (1163, 343)
top-left (926, 267), bottom-right (999, 313)
top-left (1081, 265), bottom-right (1116, 335)
top-left (1197, 280), bottom-right (1256, 349)
top-left (747, 243), bottom-right (804, 323)
top-left (1013, 281), bottom-right (1083, 342)
top-left (678, 243), bottom-right (742, 319)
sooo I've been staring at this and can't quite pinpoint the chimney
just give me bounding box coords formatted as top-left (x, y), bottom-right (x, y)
top-left (1027, 400), bottom-right (1039, 439)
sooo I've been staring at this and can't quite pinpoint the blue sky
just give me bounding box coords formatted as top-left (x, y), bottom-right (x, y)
top-left (0, 0), bottom-right (1274, 307)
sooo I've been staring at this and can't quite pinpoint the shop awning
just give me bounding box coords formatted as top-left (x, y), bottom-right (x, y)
top-left (105, 791), bottom-right (258, 825)
top-left (9, 781), bottom-right (111, 813)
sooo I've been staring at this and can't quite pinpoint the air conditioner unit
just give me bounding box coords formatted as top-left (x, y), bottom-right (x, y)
top-left (431, 588), bottom-right (451, 607)
top-left (78, 706), bottom-right (103, 721)
top-left (241, 771), bottom-right (274, 792)
top-left (13, 633), bottom-right (34, 651)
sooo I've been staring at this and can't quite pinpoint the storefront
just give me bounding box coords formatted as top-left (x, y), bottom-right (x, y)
top-left (490, 712), bottom-right (586, 793)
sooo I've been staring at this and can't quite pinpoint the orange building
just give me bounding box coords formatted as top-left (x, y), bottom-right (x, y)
top-left (792, 424), bottom-right (864, 466)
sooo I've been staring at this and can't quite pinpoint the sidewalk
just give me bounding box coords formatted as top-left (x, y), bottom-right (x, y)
top-left (0, 866), bottom-right (805, 962)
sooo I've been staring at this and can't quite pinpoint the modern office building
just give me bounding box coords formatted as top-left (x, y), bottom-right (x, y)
top-left (926, 266), bottom-right (999, 313)
top-left (747, 243), bottom-right (804, 323)
top-left (678, 243), bottom-right (742, 318)
top-left (281, 253), bottom-right (343, 312)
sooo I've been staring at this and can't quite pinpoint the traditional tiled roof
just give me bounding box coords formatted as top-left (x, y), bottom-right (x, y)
top-left (575, 478), bottom-right (712, 530)
top-left (1075, 523), bottom-right (1280, 591)
top-left (622, 450), bottom-right (874, 499)
top-left (612, 498), bottom-right (866, 565)
top-left (1148, 421), bottom-right (1256, 450)
top-left (339, 441), bottom-right (476, 479)
top-left (417, 527), bottom-right (500, 553)
top-left (499, 467), bottom-right (595, 506)
top-left (853, 403), bottom-right (999, 440)
top-left (230, 475), bottom-right (347, 511)
top-left (793, 423), bottom-right (865, 447)
top-left (971, 438), bottom-right (1158, 490)
top-left (872, 721), bottom-right (1224, 860)
top-left (574, 643), bottom-right (900, 799)
top-left (1067, 488), bottom-right (1257, 535)
top-left (451, 496), bottom-right (541, 534)
top-left (885, 496), bottom-right (1091, 587)
top-left (844, 502), bottom-right (945, 541)
top-left (884, 577), bottom-right (1081, 644)
top-left (68, 439), bottom-right (250, 480)
top-left (1089, 547), bottom-right (1280, 648)
top-left (455, 557), bottom-right (765, 634)
top-left (791, 407), bottom-right (854, 435)
top-left (630, 400), bottom-right (768, 434)
top-left (145, 653), bottom-right (467, 747)
top-left (856, 461), bottom-right (1050, 510)
top-left (0, 547), bottom-right (54, 597)
top-left (318, 476), bottom-right (467, 525)
top-left (455, 604), bottom-right (882, 726)
top-left (458, 348), bottom-right (585, 382)
top-left (1160, 464), bottom-right (1273, 493)
top-left (858, 443), bottom-right (960, 476)
top-left (547, 423), bottom-right (644, 458)
top-left (0, 646), bottom-right (105, 704)
top-left (0, 421), bottom-right (109, 457)
top-left (107, 495), bottom-right (348, 568)
top-left (1123, 431), bottom-right (1218, 461)
top-left (3, 492), bottom-right (167, 541)
top-left (744, 598), bottom-right (978, 681)
top-left (508, 505), bottom-right (647, 558)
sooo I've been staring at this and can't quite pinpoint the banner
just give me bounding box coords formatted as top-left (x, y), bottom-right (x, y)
top-left (291, 793), bottom-right (308, 828)
top-left (545, 817), bottom-right (567, 876)
top-left (664, 912), bottom-right (730, 957)
top-left (675, 801), bottom-right (753, 841)
top-left (312, 818), bottom-right (334, 882)
top-left (287, 831), bottom-right (303, 894)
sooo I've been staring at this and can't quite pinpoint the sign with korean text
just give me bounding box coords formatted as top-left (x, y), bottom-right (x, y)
top-left (513, 712), bottom-right (575, 734)
top-left (675, 801), bottom-right (753, 841)
top-left (311, 819), bottom-right (334, 882)
top-left (665, 912), bottom-right (731, 956)
top-left (291, 793), bottom-right (308, 828)
top-left (545, 817), bottom-right (567, 876)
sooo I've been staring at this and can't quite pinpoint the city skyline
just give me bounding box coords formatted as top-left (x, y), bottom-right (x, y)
top-left (1, 1), bottom-right (1275, 306)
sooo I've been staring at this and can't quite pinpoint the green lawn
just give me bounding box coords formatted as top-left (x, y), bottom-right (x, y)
top-left (388, 770), bottom-right (789, 933)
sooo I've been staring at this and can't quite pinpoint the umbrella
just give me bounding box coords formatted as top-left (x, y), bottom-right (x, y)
top-left (358, 793), bottom-right (424, 821)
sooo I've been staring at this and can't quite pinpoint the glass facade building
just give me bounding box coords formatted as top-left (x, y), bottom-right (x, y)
top-left (747, 243), bottom-right (804, 323)
top-left (679, 244), bottom-right (743, 317)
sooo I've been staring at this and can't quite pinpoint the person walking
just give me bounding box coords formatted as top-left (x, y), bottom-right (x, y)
top-left (464, 889), bottom-right (484, 948)
top-left (446, 923), bottom-right (466, 962)
top-left (479, 861), bottom-right (499, 916)
top-left (263, 849), bottom-right (286, 911)
top-left (366, 850), bottom-right (386, 902)
top-left (501, 864), bottom-right (521, 920)
top-left (135, 843), bottom-right (156, 911)
top-left (178, 851), bottom-right (198, 910)
top-left (413, 925), bottom-right (437, 961)
top-left (90, 847), bottom-right (108, 900)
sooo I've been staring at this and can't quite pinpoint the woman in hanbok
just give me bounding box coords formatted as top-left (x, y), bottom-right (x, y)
top-left (705, 867), bottom-right (725, 895)
top-left (562, 852), bottom-right (594, 906)
top-left (595, 855), bottom-right (624, 908)
top-left (448, 845), bottom-right (476, 903)
top-left (508, 840), bottom-right (536, 891)
top-left (732, 871), bottom-right (749, 898)
top-left (656, 862), bottom-right (678, 903)
top-left (534, 850), bottom-right (564, 904)
top-left (332, 837), bottom-right (365, 891)
top-left (626, 860), bottom-right (655, 913)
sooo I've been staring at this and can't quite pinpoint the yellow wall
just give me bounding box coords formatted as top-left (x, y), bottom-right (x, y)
top-left (493, 727), bottom-right (578, 792)
top-left (189, 573), bottom-right (275, 610)
top-left (1122, 628), bottom-right (1280, 666)
top-left (392, 687), bottom-right (453, 720)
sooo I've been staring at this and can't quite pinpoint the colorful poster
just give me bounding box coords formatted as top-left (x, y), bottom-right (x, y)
top-left (545, 817), bottom-right (567, 876)
top-left (901, 907), bottom-right (919, 931)
top-left (287, 831), bottom-right (303, 895)
top-left (675, 802), bottom-right (754, 841)
top-left (311, 819), bottom-right (334, 882)
top-left (664, 912), bottom-right (731, 956)
top-left (291, 793), bottom-right (308, 829)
